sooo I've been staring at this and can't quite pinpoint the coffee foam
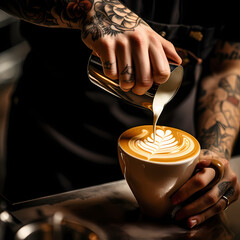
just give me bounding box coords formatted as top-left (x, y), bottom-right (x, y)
top-left (119, 125), bottom-right (200, 162)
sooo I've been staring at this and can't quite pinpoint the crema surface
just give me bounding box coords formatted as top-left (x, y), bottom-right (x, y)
top-left (119, 125), bottom-right (200, 162)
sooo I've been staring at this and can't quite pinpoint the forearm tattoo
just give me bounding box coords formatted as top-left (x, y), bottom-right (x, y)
top-left (196, 42), bottom-right (240, 160)
top-left (0, 0), bottom-right (94, 26)
top-left (197, 74), bottom-right (240, 159)
top-left (1, 0), bottom-right (146, 39)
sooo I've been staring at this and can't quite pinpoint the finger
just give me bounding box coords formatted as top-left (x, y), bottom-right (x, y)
top-left (171, 168), bottom-right (216, 206)
top-left (149, 44), bottom-right (171, 84)
top-left (175, 182), bottom-right (238, 223)
top-left (186, 187), bottom-right (237, 228)
top-left (174, 184), bottom-right (223, 221)
top-left (186, 197), bottom-right (227, 228)
top-left (161, 37), bottom-right (182, 65)
top-left (117, 43), bottom-right (135, 91)
top-left (99, 47), bottom-right (118, 80)
top-left (131, 40), bottom-right (153, 95)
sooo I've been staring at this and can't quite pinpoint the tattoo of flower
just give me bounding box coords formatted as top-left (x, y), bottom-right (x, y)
top-left (51, 0), bottom-right (93, 27)
top-left (66, 0), bottom-right (93, 20)
top-left (82, 0), bottom-right (144, 40)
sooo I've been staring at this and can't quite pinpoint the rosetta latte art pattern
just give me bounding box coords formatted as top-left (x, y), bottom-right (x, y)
top-left (128, 129), bottom-right (195, 161)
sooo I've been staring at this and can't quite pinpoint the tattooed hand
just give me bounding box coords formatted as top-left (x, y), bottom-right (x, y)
top-left (171, 149), bottom-right (240, 229)
top-left (81, 0), bottom-right (182, 95)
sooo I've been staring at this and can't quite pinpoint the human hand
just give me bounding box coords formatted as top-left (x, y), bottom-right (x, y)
top-left (184, 214), bottom-right (234, 240)
top-left (81, 0), bottom-right (181, 95)
top-left (171, 149), bottom-right (240, 228)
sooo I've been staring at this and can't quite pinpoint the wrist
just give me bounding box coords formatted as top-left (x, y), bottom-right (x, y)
top-left (200, 148), bottom-right (229, 161)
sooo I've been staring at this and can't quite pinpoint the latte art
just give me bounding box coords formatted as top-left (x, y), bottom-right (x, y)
top-left (119, 125), bottom-right (200, 162)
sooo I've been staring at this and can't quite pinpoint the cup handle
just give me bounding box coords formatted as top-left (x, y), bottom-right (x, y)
top-left (199, 159), bottom-right (224, 193)
top-left (180, 159), bottom-right (224, 207)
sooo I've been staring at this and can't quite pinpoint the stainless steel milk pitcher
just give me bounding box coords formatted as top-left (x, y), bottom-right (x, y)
top-left (87, 54), bottom-right (183, 109)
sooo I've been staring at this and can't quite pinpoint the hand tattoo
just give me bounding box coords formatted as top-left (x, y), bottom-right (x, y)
top-left (82, 0), bottom-right (146, 40)
top-left (218, 181), bottom-right (231, 197)
top-left (224, 187), bottom-right (235, 198)
top-left (103, 60), bottom-right (114, 70)
top-left (121, 64), bottom-right (134, 82)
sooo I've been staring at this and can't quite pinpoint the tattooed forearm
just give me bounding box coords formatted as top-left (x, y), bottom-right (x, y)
top-left (0, 0), bottom-right (146, 38)
top-left (0, 0), bottom-right (94, 27)
top-left (196, 40), bottom-right (240, 159)
top-left (196, 74), bottom-right (240, 159)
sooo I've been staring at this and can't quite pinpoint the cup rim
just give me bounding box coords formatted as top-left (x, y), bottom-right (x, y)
top-left (118, 125), bottom-right (200, 165)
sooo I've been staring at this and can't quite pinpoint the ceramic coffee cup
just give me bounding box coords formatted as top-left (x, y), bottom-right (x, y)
top-left (118, 125), bottom-right (224, 218)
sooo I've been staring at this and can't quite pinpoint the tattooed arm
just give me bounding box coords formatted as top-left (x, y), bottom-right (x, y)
top-left (196, 41), bottom-right (240, 159)
top-left (0, 0), bottom-right (94, 28)
top-left (171, 40), bottom-right (240, 228)
top-left (0, 0), bottom-right (181, 95)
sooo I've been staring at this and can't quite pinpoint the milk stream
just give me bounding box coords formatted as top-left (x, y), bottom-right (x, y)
top-left (153, 104), bottom-right (164, 141)
top-left (152, 87), bottom-right (172, 141)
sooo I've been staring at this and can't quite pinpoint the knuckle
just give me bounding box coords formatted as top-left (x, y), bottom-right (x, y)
top-left (154, 67), bottom-right (169, 76)
top-left (131, 34), bottom-right (146, 48)
top-left (137, 79), bottom-right (152, 88)
top-left (120, 77), bottom-right (134, 83)
top-left (215, 201), bottom-right (225, 213)
top-left (97, 38), bottom-right (111, 49)
top-left (224, 159), bottom-right (230, 168)
top-left (104, 68), bottom-right (117, 79)
top-left (149, 34), bottom-right (160, 45)
top-left (205, 193), bottom-right (218, 205)
top-left (192, 176), bottom-right (206, 189)
top-left (231, 174), bottom-right (238, 185)
top-left (116, 38), bottom-right (128, 50)
top-left (162, 38), bottom-right (174, 48)
top-left (199, 214), bottom-right (207, 224)
top-left (167, 41), bottom-right (175, 49)
top-left (119, 79), bottom-right (135, 88)
top-left (154, 69), bottom-right (170, 82)
top-left (193, 213), bottom-right (207, 226)
top-left (220, 158), bottom-right (229, 169)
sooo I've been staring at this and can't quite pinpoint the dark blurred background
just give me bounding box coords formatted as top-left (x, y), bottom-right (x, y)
top-left (0, 9), bottom-right (30, 193)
